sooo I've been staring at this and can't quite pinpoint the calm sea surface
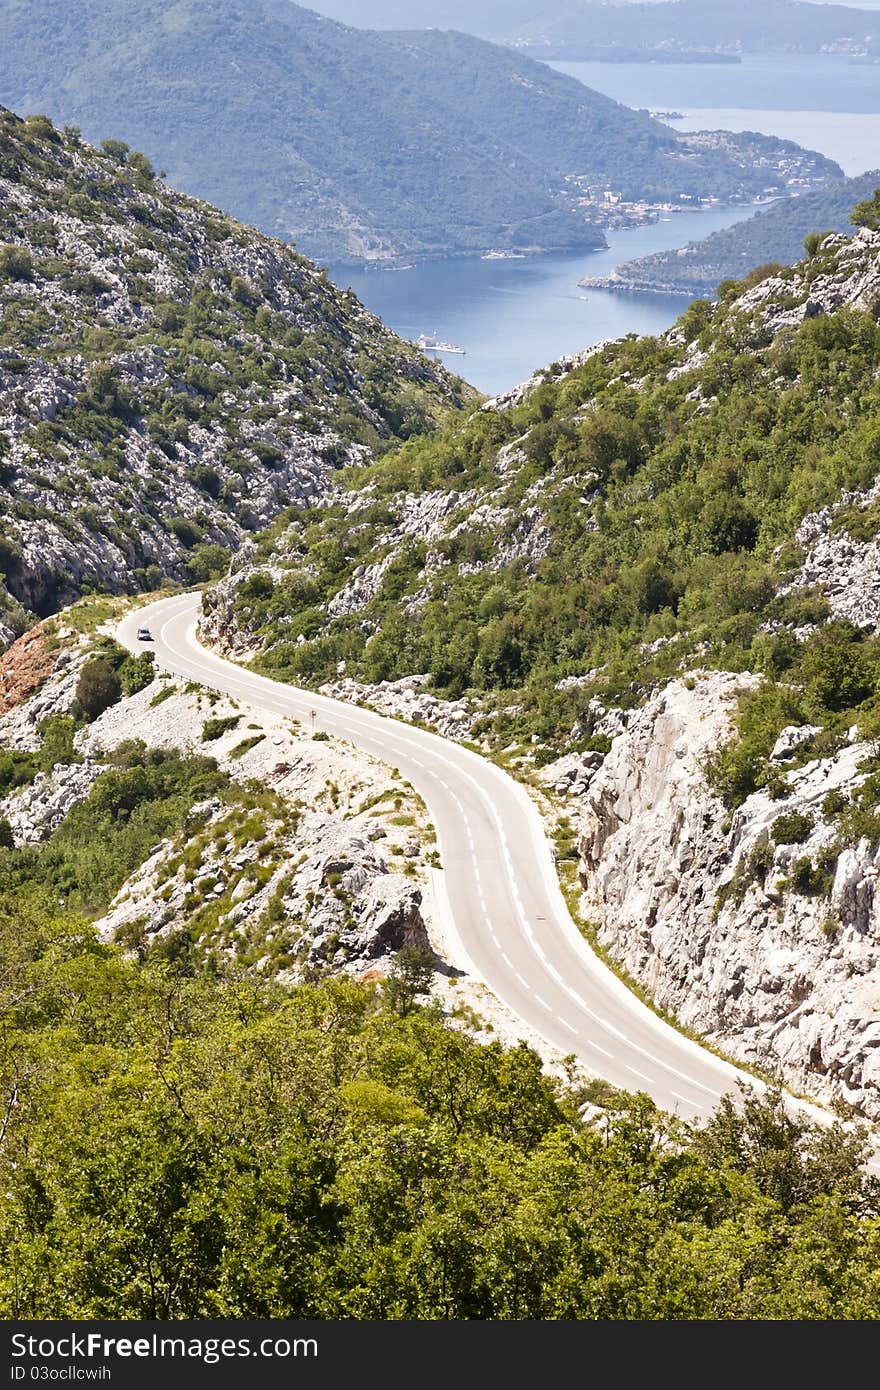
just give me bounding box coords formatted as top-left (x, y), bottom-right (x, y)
top-left (332, 55), bottom-right (879, 394)
top-left (334, 206), bottom-right (756, 396)
top-left (549, 53), bottom-right (880, 117)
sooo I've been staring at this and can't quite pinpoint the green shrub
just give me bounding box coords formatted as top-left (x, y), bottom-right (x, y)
top-left (705, 685), bottom-right (806, 808)
top-left (229, 735), bottom-right (265, 759)
top-left (201, 715), bottom-right (241, 742)
top-left (128, 151), bottom-right (155, 181)
top-left (0, 244), bottom-right (33, 281)
top-left (716, 840), bottom-right (775, 911)
top-left (119, 651), bottom-right (155, 696)
top-left (822, 789), bottom-right (848, 819)
top-left (800, 623), bottom-right (876, 715)
top-left (852, 189), bottom-right (880, 231)
top-left (185, 543), bottom-right (229, 583)
top-left (771, 811), bottom-right (815, 846)
top-left (75, 658), bottom-right (122, 721)
top-left (786, 848), bottom-right (837, 898)
top-left (167, 517), bottom-right (204, 549)
top-left (100, 138), bottom-right (131, 163)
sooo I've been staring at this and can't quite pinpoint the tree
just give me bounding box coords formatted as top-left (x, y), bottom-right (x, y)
top-left (383, 943), bottom-right (435, 1017)
top-left (100, 138), bottom-right (130, 164)
top-left (118, 651), bottom-right (155, 696)
top-left (75, 657), bottom-right (122, 721)
top-left (185, 543), bottom-right (230, 583)
top-left (851, 189), bottom-right (880, 231)
top-left (803, 229), bottom-right (832, 258)
top-left (800, 622), bottom-right (876, 714)
top-left (128, 151), bottom-right (155, 181)
top-left (230, 276), bottom-right (257, 307)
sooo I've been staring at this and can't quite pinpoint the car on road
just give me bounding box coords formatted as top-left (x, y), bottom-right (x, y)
top-left (136, 626), bottom-right (153, 641)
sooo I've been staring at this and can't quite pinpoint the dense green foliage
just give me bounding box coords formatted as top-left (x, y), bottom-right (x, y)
top-left (853, 189), bottom-right (880, 233)
top-left (2, 903), bottom-right (879, 1317)
top-left (0, 714), bottom-right (79, 797)
top-left (0, 2), bottom-right (839, 266)
top-left (4, 715), bottom-right (878, 1319)
top-left (602, 172), bottom-right (880, 297)
top-left (74, 656), bottom-right (122, 721)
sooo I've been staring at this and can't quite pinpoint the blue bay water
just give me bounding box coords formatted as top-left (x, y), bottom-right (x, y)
top-left (549, 53), bottom-right (880, 116)
top-left (332, 54), bottom-right (880, 395)
top-left (333, 205), bottom-right (757, 396)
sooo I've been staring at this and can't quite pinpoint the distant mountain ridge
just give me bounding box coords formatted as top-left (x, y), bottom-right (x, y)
top-left (308, 0), bottom-right (880, 58)
top-left (0, 0), bottom-right (842, 266)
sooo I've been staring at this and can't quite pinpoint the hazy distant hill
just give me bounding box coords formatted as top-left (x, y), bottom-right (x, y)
top-left (0, 0), bottom-right (842, 266)
top-left (309, 0), bottom-right (880, 57)
top-left (580, 172), bottom-right (880, 296)
top-left (508, 0), bottom-right (880, 59)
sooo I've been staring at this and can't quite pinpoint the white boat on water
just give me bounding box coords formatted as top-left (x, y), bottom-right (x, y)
top-left (417, 332), bottom-right (466, 356)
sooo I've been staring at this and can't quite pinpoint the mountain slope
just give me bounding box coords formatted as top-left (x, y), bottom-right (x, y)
top-left (580, 172), bottom-right (880, 297)
top-left (206, 205), bottom-right (880, 1120)
top-left (208, 216), bottom-right (880, 709)
top-left (0, 0), bottom-right (841, 265)
top-left (0, 106), bottom-right (468, 641)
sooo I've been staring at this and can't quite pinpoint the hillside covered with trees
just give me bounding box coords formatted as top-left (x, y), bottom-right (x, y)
top-left (2, 894), bottom-right (877, 1317)
top-left (0, 0), bottom-right (841, 265)
top-left (210, 204), bottom-right (880, 770)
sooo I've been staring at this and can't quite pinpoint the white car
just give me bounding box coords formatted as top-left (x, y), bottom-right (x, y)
top-left (136, 626), bottom-right (153, 641)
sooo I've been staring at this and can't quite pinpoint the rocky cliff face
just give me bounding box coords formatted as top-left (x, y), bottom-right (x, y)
top-left (0, 107), bottom-right (466, 635)
top-left (576, 674), bottom-right (880, 1122)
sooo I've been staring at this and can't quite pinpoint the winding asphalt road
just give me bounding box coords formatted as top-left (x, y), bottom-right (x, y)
top-left (120, 591), bottom-right (754, 1122)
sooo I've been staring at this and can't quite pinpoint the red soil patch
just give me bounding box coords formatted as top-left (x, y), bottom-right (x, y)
top-left (0, 624), bottom-right (57, 716)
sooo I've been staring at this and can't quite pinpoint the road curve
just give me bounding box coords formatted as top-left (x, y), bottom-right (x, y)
top-left (120, 591), bottom-right (752, 1122)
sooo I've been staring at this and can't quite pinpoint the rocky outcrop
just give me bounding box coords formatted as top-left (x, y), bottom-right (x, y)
top-left (97, 811), bottom-right (430, 973)
top-left (783, 473), bottom-right (880, 632)
top-left (733, 226), bottom-right (880, 336)
top-left (1, 760), bottom-right (103, 843)
top-left (577, 673), bottom-right (880, 1122)
top-left (198, 544), bottom-right (286, 659)
top-left (0, 615), bottom-right (437, 977)
top-left (0, 109), bottom-right (464, 640)
top-left (318, 674), bottom-right (480, 743)
top-left (538, 750), bottom-right (605, 798)
top-left (483, 343), bottom-right (613, 413)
